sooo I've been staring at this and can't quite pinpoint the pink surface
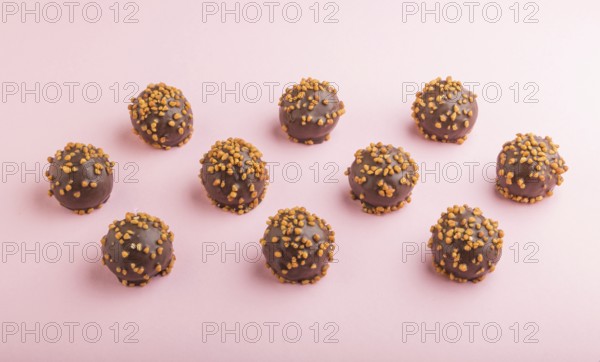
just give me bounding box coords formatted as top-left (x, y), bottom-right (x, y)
top-left (0, 0), bottom-right (598, 361)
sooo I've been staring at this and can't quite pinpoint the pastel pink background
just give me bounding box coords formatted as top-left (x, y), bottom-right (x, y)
top-left (1, 0), bottom-right (598, 361)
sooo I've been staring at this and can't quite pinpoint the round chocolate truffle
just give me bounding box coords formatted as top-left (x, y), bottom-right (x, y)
top-left (278, 77), bottom-right (345, 145)
top-left (46, 143), bottom-right (114, 215)
top-left (199, 138), bottom-right (269, 214)
top-left (260, 207), bottom-right (335, 284)
top-left (101, 212), bottom-right (175, 287)
top-left (128, 83), bottom-right (194, 149)
top-left (496, 133), bottom-right (568, 204)
top-left (411, 76), bottom-right (478, 144)
top-left (346, 142), bottom-right (419, 215)
top-left (428, 205), bottom-right (503, 283)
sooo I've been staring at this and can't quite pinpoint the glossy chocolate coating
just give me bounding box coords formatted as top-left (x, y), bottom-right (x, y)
top-left (412, 76), bottom-right (478, 144)
top-left (200, 138), bottom-right (268, 214)
top-left (428, 205), bottom-right (503, 283)
top-left (346, 142), bottom-right (419, 215)
top-left (496, 133), bottom-right (568, 203)
top-left (101, 212), bottom-right (175, 287)
top-left (260, 207), bottom-right (335, 284)
top-left (46, 143), bottom-right (114, 214)
top-left (278, 78), bottom-right (345, 144)
top-left (129, 83), bottom-right (194, 150)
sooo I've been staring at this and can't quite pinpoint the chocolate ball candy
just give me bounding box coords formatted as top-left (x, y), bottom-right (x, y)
top-left (278, 77), bottom-right (345, 145)
top-left (128, 83), bottom-right (194, 149)
top-left (101, 212), bottom-right (175, 287)
top-left (346, 142), bottom-right (419, 215)
top-left (496, 133), bottom-right (568, 204)
top-left (260, 207), bottom-right (335, 284)
top-left (428, 205), bottom-right (503, 283)
top-left (411, 76), bottom-right (478, 144)
top-left (200, 138), bottom-right (269, 214)
top-left (46, 143), bottom-right (114, 215)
